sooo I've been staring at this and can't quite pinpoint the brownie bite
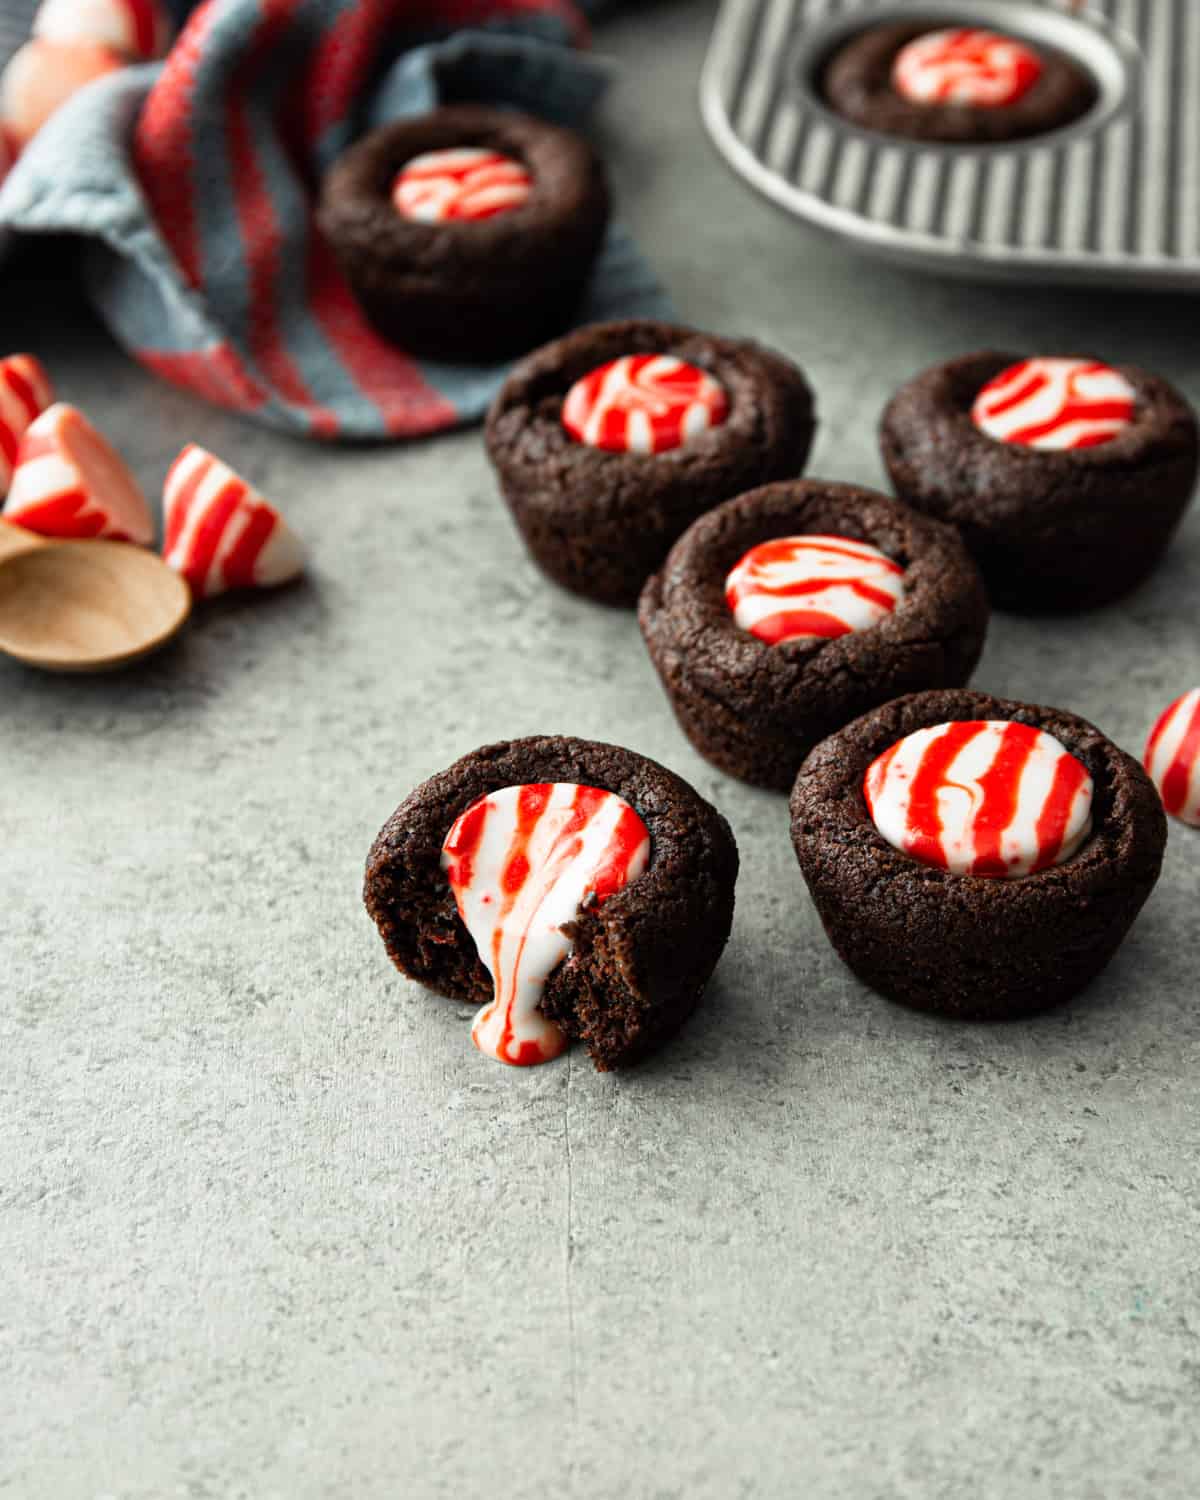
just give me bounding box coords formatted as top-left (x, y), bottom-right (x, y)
top-left (823, 22), bottom-right (1095, 144)
top-left (791, 689), bottom-right (1166, 1020)
top-left (638, 479), bottom-right (989, 791)
top-left (485, 319), bottom-right (816, 606)
top-left (364, 736), bottom-right (738, 1072)
top-left (881, 351), bottom-right (1199, 613)
top-left (317, 106), bottom-right (610, 362)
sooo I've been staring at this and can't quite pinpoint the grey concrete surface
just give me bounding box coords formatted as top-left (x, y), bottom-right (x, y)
top-left (3, 3), bottom-right (1200, 1496)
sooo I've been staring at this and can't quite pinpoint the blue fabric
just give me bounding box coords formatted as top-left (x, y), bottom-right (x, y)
top-left (0, 1), bottom-right (672, 441)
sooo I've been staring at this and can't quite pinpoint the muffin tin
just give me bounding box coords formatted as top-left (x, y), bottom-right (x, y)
top-left (700, 0), bottom-right (1200, 288)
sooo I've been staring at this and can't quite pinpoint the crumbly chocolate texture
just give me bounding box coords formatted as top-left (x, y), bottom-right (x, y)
top-left (880, 350), bottom-right (1199, 613)
top-left (317, 106), bottom-right (610, 363)
top-left (638, 480), bottom-right (990, 791)
top-left (485, 319), bottom-right (816, 606)
top-left (791, 689), bottom-right (1166, 1020)
top-left (822, 21), bottom-right (1096, 143)
top-left (364, 736), bottom-right (739, 1071)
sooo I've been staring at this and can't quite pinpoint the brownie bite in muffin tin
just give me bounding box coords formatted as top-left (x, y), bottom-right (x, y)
top-left (364, 736), bottom-right (738, 1071)
top-left (823, 22), bottom-right (1095, 144)
top-left (318, 106), bottom-right (610, 362)
top-left (791, 689), bottom-right (1166, 1020)
top-left (638, 478), bottom-right (989, 791)
top-left (485, 319), bottom-right (816, 606)
top-left (881, 351), bottom-right (1199, 613)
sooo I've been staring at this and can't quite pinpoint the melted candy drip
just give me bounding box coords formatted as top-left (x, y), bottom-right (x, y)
top-left (865, 720), bottom-right (1094, 878)
top-left (441, 784), bottom-right (651, 1066)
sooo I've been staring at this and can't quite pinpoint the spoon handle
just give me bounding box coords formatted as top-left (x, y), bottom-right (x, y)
top-left (0, 521), bottom-right (45, 564)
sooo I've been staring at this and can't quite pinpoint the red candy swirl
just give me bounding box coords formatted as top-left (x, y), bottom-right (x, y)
top-left (561, 355), bottom-right (729, 455)
top-left (892, 28), bottom-right (1043, 108)
top-left (864, 720), bottom-right (1094, 878)
top-left (391, 147), bottom-right (532, 223)
top-left (725, 534), bottom-right (904, 645)
top-left (1144, 690), bottom-right (1200, 826)
top-left (972, 357), bottom-right (1137, 451)
top-left (442, 784), bottom-right (651, 1067)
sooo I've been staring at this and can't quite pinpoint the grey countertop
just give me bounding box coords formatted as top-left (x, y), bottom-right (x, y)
top-left (4, 3), bottom-right (1200, 1496)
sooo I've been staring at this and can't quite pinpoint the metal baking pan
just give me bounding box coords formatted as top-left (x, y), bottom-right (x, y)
top-left (700, 0), bottom-right (1200, 288)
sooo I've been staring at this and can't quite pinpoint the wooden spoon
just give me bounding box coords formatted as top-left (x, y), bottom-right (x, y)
top-left (0, 523), bottom-right (191, 672)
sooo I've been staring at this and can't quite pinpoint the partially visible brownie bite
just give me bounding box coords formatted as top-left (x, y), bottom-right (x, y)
top-left (485, 319), bottom-right (816, 606)
top-left (638, 479), bottom-right (989, 791)
top-left (823, 22), bottom-right (1095, 143)
top-left (791, 690), bottom-right (1166, 1020)
top-left (318, 106), bottom-right (610, 362)
top-left (881, 351), bottom-right (1199, 613)
top-left (364, 736), bottom-right (739, 1072)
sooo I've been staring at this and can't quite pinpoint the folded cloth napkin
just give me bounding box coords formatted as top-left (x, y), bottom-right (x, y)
top-left (0, 0), bottom-right (671, 440)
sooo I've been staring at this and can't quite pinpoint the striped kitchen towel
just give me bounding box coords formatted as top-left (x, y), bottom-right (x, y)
top-left (0, 0), bottom-right (671, 441)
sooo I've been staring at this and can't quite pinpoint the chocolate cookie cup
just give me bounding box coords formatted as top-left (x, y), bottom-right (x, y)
top-left (638, 480), bottom-right (990, 792)
top-left (791, 690), bottom-right (1166, 1020)
top-left (822, 22), bottom-right (1096, 144)
top-left (317, 106), bottom-right (610, 363)
top-left (364, 736), bottom-right (738, 1071)
top-left (485, 319), bottom-right (816, 606)
top-left (881, 351), bottom-right (1199, 613)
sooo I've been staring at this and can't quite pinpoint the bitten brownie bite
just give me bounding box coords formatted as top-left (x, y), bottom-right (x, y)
top-left (881, 351), bottom-right (1199, 613)
top-left (485, 320), bottom-right (816, 605)
top-left (638, 479), bottom-right (989, 791)
top-left (823, 23), bottom-right (1095, 143)
top-left (317, 106), bottom-right (610, 362)
top-left (364, 737), bottom-right (738, 1071)
top-left (791, 690), bottom-right (1166, 1020)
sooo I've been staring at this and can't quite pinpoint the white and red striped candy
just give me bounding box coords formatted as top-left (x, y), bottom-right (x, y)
top-left (391, 147), bottom-right (533, 224)
top-left (864, 720), bottom-right (1094, 878)
top-left (162, 444), bottom-right (305, 599)
top-left (33, 0), bottom-right (172, 62)
top-left (1144, 690), bottom-right (1200, 826)
top-left (0, 354), bottom-right (53, 495)
top-left (4, 402), bottom-right (151, 542)
top-left (972, 357), bottom-right (1137, 451)
top-left (725, 534), bottom-right (904, 645)
top-left (562, 355), bottom-right (729, 455)
top-left (441, 783), bottom-right (651, 1067)
top-left (0, 39), bottom-right (126, 158)
top-left (892, 28), bottom-right (1043, 107)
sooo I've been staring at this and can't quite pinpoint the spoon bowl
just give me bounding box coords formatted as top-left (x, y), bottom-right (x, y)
top-left (0, 528), bottom-right (191, 672)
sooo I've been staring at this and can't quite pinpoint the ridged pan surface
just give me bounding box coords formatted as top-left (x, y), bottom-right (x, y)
top-left (701, 0), bottom-right (1200, 287)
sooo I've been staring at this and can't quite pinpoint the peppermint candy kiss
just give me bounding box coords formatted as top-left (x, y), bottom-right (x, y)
top-left (972, 358), bottom-right (1137, 450)
top-left (726, 534), bottom-right (904, 645)
top-left (562, 355), bottom-right (730, 455)
top-left (865, 720), bottom-right (1094, 878)
top-left (392, 147), bottom-right (533, 223)
top-left (162, 444), bottom-right (306, 599)
top-left (5, 402), bottom-right (152, 543)
top-left (0, 354), bottom-right (53, 496)
top-left (892, 28), bottom-right (1043, 108)
top-left (34, 0), bottom-right (172, 61)
top-left (1144, 690), bottom-right (1200, 826)
top-left (442, 784), bottom-right (651, 1067)
top-left (0, 39), bottom-right (126, 157)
